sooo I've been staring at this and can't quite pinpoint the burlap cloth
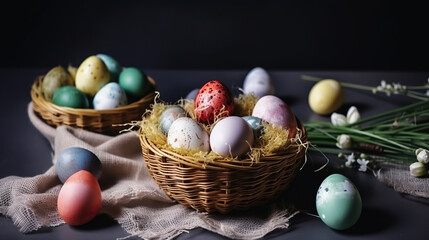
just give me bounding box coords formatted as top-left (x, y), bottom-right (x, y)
top-left (0, 103), bottom-right (298, 240)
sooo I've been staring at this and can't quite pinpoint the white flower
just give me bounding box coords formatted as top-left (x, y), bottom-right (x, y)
top-left (409, 162), bottom-right (427, 177)
top-left (346, 106), bottom-right (360, 124)
top-left (336, 134), bottom-right (352, 149)
top-left (357, 158), bottom-right (370, 172)
top-left (345, 153), bottom-right (356, 167)
top-left (331, 113), bottom-right (347, 126)
top-left (415, 148), bottom-right (429, 164)
top-left (380, 80), bottom-right (386, 87)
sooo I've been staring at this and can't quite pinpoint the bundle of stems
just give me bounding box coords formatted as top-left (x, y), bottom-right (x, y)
top-left (305, 100), bottom-right (429, 164)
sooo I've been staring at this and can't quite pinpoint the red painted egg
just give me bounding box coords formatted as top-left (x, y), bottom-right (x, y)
top-left (194, 80), bottom-right (235, 124)
top-left (57, 170), bottom-right (102, 226)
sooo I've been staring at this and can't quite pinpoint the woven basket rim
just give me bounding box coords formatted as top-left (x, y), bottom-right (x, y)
top-left (139, 118), bottom-right (307, 171)
top-left (31, 75), bottom-right (157, 115)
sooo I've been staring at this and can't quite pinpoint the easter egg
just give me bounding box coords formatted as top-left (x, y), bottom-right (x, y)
top-left (308, 79), bottom-right (345, 115)
top-left (119, 67), bottom-right (150, 101)
top-left (52, 86), bottom-right (89, 109)
top-left (55, 147), bottom-right (102, 183)
top-left (194, 80), bottom-right (235, 124)
top-left (185, 88), bottom-right (199, 100)
top-left (243, 67), bottom-right (275, 98)
top-left (210, 116), bottom-right (254, 157)
top-left (252, 95), bottom-right (297, 138)
top-left (42, 66), bottom-right (74, 100)
top-left (316, 173), bottom-right (362, 230)
top-left (242, 116), bottom-right (264, 136)
top-left (167, 117), bottom-right (210, 152)
top-left (96, 53), bottom-right (122, 82)
top-left (75, 56), bottom-right (110, 96)
top-left (57, 170), bottom-right (102, 226)
top-left (93, 82), bottom-right (128, 110)
top-left (159, 106), bottom-right (187, 135)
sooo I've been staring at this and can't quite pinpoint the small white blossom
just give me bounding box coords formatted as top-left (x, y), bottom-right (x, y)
top-left (346, 106), bottom-right (360, 124)
top-left (409, 162), bottom-right (427, 177)
top-left (415, 148), bottom-right (429, 164)
top-left (380, 80), bottom-right (386, 87)
top-left (357, 158), bottom-right (370, 172)
top-left (336, 134), bottom-right (352, 149)
top-left (345, 153), bottom-right (356, 168)
top-left (331, 113), bottom-right (347, 126)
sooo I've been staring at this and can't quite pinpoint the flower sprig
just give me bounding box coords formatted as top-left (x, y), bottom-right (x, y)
top-left (305, 101), bottom-right (429, 176)
top-left (302, 75), bottom-right (429, 101)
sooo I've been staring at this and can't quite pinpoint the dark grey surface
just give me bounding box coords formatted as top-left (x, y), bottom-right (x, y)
top-left (1, 68), bottom-right (429, 239)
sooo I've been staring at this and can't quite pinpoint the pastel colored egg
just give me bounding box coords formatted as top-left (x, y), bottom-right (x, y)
top-left (42, 66), bottom-right (74, 100)
top-left (75, 56), bottom-right (110, 96)
top-left (119, 67), bottom-right (151, 101)
top-left (167, 117), bottom-right (210, 152)
top-left (93, 82), bottom-right (128, 110)
top-left (194, 80), bottom-right (234, 124)
top-left (210, 116), bottom-right (254, 157)
top-left (185, 88), bottom-right (199, 100)
top-left (159, 105), bottom-right (187, 135)
top-left (242, 116), bottom-right (264, 137)
top-left (52, 86), bottom-right (89, 109)
top-left (252, 95), bottom-right (297, 138)
top-left (316, 173), bottom-right (362, 230)
top-left (55, 147), bottom-right (102, 183)
top-left (308, 79), bottom-right (345, 115)
top-left (96, 53), bottom-right (122, 82)
top-left (57, 170), bottom-right (102, 226)
top-left (243, 67), bottom-right (275, 98)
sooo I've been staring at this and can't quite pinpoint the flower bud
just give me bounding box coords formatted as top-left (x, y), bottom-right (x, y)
top-left (331, 113), bottom-right (347, 126)
top-left (409, 162), bottom-right (427, 177)
top-left (416, 148), bottom-right (429, 164)
top-left (346, 106), bottom-right (360, 124)
top-left (336, 134), bottom-right (352, 149)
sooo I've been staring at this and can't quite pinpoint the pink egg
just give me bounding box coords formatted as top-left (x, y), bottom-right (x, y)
top-left (252, 95), bottom-right (297, 138)
top-left (57, 170), bottom-right (102, 226)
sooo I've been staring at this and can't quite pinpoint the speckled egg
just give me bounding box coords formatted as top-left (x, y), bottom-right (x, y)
top-left (159, 106), bottom-right (187, 135)
top-left (210, 116), bottom-right (254, 157)
top-left (194, 80), bottom-right (235, 124)
top-left (242, 116), bottom-right (264, 136)
top-left (75, 56), bottom-right (110, 96)
top-left (119, 67), bottom-right (151, 101)
top-left (52, 86), bottom-right (89, 109)
top-left (316, 173), bottom-right (362, 230)
top-left (243, 67), bottom-right (275, 98)
top-left (55, 147), bottom-right (102, 183)
top-left (42, 66), bottom-right (74, 100)
top-left (252, 95), bottom-right (297, 138)
top-left (57, 170), bottom-right (102, 226)
top-left (167, 117), bottom-right (210, 152)
top-left (93, 82), bottom-right (127, 110)
top-left (96, 53), bottom-right (122, 82)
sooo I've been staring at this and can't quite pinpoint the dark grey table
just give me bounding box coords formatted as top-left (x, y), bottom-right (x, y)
top-left (1, 68), bottom-right (428, 239)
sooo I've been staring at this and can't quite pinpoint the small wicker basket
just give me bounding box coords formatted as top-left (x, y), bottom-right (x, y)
top-left (31, 76), bottom-right (157, 135)
top-left (139, 119), bottom-right (307, 214)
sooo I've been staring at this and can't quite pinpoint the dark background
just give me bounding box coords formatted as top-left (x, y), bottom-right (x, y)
top-left (2, 0), bottom-right (429, 71)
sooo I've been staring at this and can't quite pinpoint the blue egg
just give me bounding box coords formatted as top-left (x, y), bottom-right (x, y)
top-left (242, 116), bottom-right (264, 136)
top-left (55, 147), bottom-right (102, 183)
top-left (185, 88), bottom-right (199, 100)
top-left (159, 106), bottom-right (187, 135)
top-left (97, 54), bottom-right (122, 82)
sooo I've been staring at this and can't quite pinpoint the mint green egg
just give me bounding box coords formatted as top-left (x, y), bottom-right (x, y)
top-left (119, 67), bottom-right (150, 101)
top-left (316, 173), bottom-right (362, 230)
top-left (97, 54), bottom-right (122, 82)
top-left (52, 86), bottom-right (89, 108)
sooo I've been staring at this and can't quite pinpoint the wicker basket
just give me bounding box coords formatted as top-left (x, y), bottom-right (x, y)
top-left (139, 119), bottom-right (307, 214)
top-left (31, 75), bottom-right (157, 135)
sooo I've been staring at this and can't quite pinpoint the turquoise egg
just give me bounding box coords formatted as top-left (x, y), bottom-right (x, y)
top-left (52, 86), bottom-right (89, 108)
top-left (159, 106), bottom-right (187, 135)
top-left (242, 116), bottom-right (264, 136)
top-left (316, 173), bottom-right (362, 230)
top-left (119, 67), bottom-right (150, 101)
top-left (55, 147), bottom-right (102, 183)
top-left (97, 53), bottom-right (122, 82)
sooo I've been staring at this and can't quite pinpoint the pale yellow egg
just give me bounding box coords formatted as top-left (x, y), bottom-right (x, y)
top-left (75, 56), bottom-right (110, 96)
top-left (308, 79), bottom-right (345, 115)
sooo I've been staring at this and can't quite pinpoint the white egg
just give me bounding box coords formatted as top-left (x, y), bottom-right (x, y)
top-left (243, 67), bottom-right (275, 98)
top-left (93, 82), bottom-right (128, 110)
top-left (167, 117), bottom-right (210, 152)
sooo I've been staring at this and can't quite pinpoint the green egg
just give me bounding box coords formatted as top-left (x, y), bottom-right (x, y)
top-left (119, 67), bottom-right (150, 101)
top-left (97, 53), bottom-right (122, 82)
top-left (242, 116), bottom-right (264, 136)
top-left (316, 173), bottom-right (362, 230)
top-left (52, 86), bottom-right (89, 108)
